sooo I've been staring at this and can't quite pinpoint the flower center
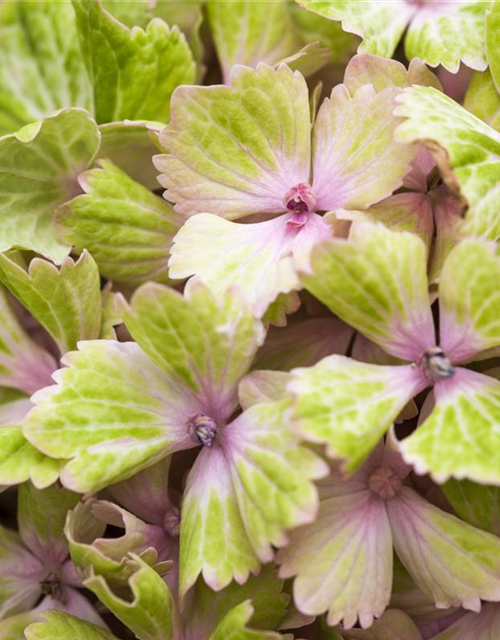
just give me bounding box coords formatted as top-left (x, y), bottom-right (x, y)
top-left (421, 347), bottom-right (455, 381)
top-left (186, 413), bottom-right (218, 447)
top-left (163, 506), bottom-right (181, 537)
top-left (40, 572), bottom-right (64, 602)
top-left (368, 467), bottom-right (402, 500)
top-left (283, 183), bottom-right (317, 228)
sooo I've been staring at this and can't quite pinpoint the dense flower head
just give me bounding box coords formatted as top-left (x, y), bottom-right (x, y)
top-left (1, 1), bottom-right (500, 640)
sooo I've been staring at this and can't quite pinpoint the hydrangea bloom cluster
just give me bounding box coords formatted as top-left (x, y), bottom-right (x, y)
top-left (1, 1), bottom-right (500, 640)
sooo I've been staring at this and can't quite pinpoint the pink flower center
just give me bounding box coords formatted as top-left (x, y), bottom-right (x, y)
top-left (368, 467), bottom-right (402, 500)
top-left (420, 347), bottom-right (455, 381)
top-left (283, 183), bottom-right (317, 228)
top-left (186, 413), bottom-right (218, 447)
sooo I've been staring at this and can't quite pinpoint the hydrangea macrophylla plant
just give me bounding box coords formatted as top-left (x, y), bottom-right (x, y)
top-left (22, 282), bottom-right (327, 600)
top-left (290, 222), bottom-right (500, 485)
top-left (297, 0), bottom-right (489, 72)
top-left (278, 436), bottom-right (500, 628)
top-left (0, 482), bottom-right (105, 634)
top-left (154, 55), bottom-right (431, 320)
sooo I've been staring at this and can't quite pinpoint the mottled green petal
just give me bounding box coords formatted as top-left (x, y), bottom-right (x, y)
top-left (0, 251), bottom-right (102, 355)
top-left (443, 478), bottom-right (500, 536)
top-left (0, 1), bottom-right (91, 135)
top-left (85, 556), bottom-right (178, 640)
top-left (289, 356), bottom-right (427, 473)
top-left (438, 239), bottom-right (500, 363)
top-left (406, 2), bottom-right (488, 73)
top-left (296, 0), bottom-right (413, 58)
top-left (155, 63), bottom-right (311, 218)
top-left (120, 282), bottom-right (265, 421)
top-left (72, 0), bottom-right (196, 123)
top-left (301, 224), bottom-right (434, 361)
top-left (57, 160), bottom-right (183, 287)
top-left (0, 109), bottom-right (100, 262)
top-left (401, 368), bottom-right (500, 485)
top-left (24, 340), bottom-right (199, 492)
top-left (25, 612), bottom-right (120, 640)
top-left (395, 86), bottom-right (500, 241)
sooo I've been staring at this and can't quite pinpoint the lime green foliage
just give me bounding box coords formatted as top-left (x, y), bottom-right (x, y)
top-left (289, 356), bottom-right (425, 473)
top-left (487, 0), bottom-right (500, 95)
top-left (23, 340), bottom-right (194, 493)
top-left (120, 282), bottom-right (265, 418)
top-left (0, 1), bottom-right (91, 135)
top-left (72, 0), bottom-right (196, 124)
top-left (444, 479), bottom-right (500, 535)
top-left (85, 557), bottom-right (178, 640)
top-left (25, 612), bottom-right (119, 640)
top-left (401, 372), bottom-right (500, 485)
top-left (439, 240), bottom-right (500, 359)
top-left (0, 609), bottom-right (43, 640)
top-left (0, 109), bottom-right (100, 262)
top-left (208, 602), bottom-right (284, 640)
top-left (0, 252), bottom-right (102, 355)
top-left (395, 86), bottom-right (500, 241)
top-left (464, 70), bottom-right (500, 131)
top-left (300, 224), bottom-right (433, 360)
top-left (156, 63), bottom-right (311, 217)
top-left (57, 160), bottom-right (183, 287)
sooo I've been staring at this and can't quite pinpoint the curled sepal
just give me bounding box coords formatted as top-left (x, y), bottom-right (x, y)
top-left (24, 340), bottom-right (198, 493)
top-left (401, 368), bottom-right (500, 485)
top-left (169, 212), bottom-right (331, 319)
top-left (395, 86), bottom-right (500, 241)
top-left (84, 556), bottom-right (178, 640)
top-left (119, 282), bottom-right (265, 422)
top-left (301, 224), bottom-right (435, 361)
top-left (155, 63), bottom-right (311, 218)
top-left (388, 487), bottom-right (500, 611)
top-left (289, 356), bottom-right (427, 473)
top-left (430, 603), bottom-right (500, 640)
top-left (0, 108), bottom-right (100, 263)
top-left (18, 482), bottom-right (80, 566)
top-left (311, 83), bottom-right (417, 212)
top-left (0, 251), bottom-right (102, 355)
top-left (25, 611), bottom-right (120, 640)
top-left (278, 491), bottom-right (392, 629)
top-left (56, 160), bottom-right (183, 287)
top-left (438, 240), bottom-right (500, 364)
top-left (208, 601), bottom-right (285, 640)
top-left (72, 0), bottom-right (196, 124)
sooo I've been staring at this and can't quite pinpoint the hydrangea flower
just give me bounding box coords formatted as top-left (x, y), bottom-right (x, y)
top-left (154, 55), bottom-right (432, 320)
top-left (289, 223), bottom-right (500, 485)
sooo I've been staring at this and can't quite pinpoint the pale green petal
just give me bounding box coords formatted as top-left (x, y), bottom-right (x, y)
top-left (296, 0), bottom-right (413, 58)
top-left (23, 340), bottom-right (198, 493)
top-left (443, 478), bottom-right (500, 536)
top-left (0, 251), bottom-right (102, 355)
top-left (155, 63), bottom-right (311, 218)
top-left (395, 85), bottom-right (500, 241)
top-left (388, 487), bottom-right (500, 610)
top-left (25, 612), bottom-right (119, 640)
top-left (0, 1), bottom-right (91, 135)
top-left (405, 1), bottom-right (488, 73)
top-left (0, 109), bottom-right (100, 262)
top-left (278, 491), bottom-right (392, 629)
top-left (464, 70), bottom-right (500, 132)
top-left (289, 356), bottom-right (427, 473)
top-left (438, 239), bottom-right (500, 363)
top-left (72, 0), bottom-right (196, 123)
top-left (301, 223), bottom-right (434, 361)
top-left (430, 603), bottom-right (500, 640)
top-left (401, 368), bottom-right (500, 485)
top-left (486, 0), bottom-right (500, 95)
top-left (341, 609), bottom-right (423, 640)
top-left (120, 282), bottom-right (265, 420)
top-left (57, 160), bottom-right (183, 287)
top-left (208, 0), bottom-right (302, 83)
top-left (238, 371), bottom-right (290, 410)
top-left (84, 557), bottom-right (178, 640)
